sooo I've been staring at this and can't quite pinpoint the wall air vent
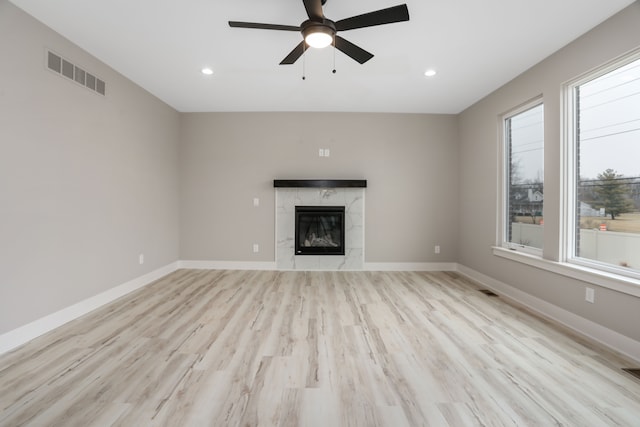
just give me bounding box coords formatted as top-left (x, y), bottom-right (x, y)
top-left (46, 50), bottom-right (106, 96)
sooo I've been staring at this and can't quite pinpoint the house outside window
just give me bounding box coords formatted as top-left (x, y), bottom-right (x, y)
top-left (567, 52), bottom-right (640, 280)
top-left (502, 102), bottom-right (544, 252)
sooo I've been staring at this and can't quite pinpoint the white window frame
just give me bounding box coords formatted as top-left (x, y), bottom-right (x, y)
top-left (563, 49), bottom-right (640, 283)
top-left (498, 97), bottom-right (544, 256)
top-left (493, 50), bottom-right (640, 299)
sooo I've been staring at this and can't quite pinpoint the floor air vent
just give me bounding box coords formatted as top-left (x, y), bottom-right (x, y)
top-left (479, 289), bottom-right (499, 297)
top-left (47, 50), bottom-right (106, 96)
top-left (622, 368), bottom-right (640, 380)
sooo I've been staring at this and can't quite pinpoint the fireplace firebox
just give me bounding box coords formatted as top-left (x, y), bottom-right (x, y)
top-left (295, 206), bottom-right (345, 255)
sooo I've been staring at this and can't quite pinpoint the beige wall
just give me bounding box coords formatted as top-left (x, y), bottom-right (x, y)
top-left (458, 2), bottom-right (640, 341)
top-left (0, 2), bottom-right (181, 333)
top-left (179, 112), bottom-right (459, 263)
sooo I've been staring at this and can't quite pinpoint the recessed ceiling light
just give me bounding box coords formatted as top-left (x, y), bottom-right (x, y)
top-left (424, 69), bottom-right (437, 77)
top-left (201, 67), bottom-right (214, 75)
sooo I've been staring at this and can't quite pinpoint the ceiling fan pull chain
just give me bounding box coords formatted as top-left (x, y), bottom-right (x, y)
top-left (302, 43), bottom-right (306, 80)
top-left (332, 40), bottom-right (337, 74)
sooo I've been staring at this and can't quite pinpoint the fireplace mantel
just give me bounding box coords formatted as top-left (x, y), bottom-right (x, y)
top-left (273, 179), bottom-right (367, 188)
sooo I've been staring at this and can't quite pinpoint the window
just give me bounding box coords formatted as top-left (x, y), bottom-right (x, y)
top-left (567, 53), bottom-right (640, 280)
top-left (502, 102), bottom-right (544, 252)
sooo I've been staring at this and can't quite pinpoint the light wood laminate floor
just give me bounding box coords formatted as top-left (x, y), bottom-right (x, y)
top-left (1, 270), bottom-right (639, 426)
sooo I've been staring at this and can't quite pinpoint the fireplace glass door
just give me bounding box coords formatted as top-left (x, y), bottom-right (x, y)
top-left (295, 206), bottom-right (345, 255)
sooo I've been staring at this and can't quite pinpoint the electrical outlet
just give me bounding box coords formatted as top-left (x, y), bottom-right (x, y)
top-left (253, 244), bottom-right (259, 253)
top-left (435, 245), bottom-right (440, 254)
top-left (324, 148), bottom-right (330, 157)
top-left (585, 287), bottom-right (595, 303)
top-left (319, 148), bottom-right (325, 157)
top-left (253, 197), bottom-right (260, 207)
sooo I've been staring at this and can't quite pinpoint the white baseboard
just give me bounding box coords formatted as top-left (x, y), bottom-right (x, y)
top-left (364, 262), bottom-right (458, 271)
top-left (178, 260), bottom-right (457, 272)
top-left (0, 262), bottom-right (179, 355)
top-left (456, 264), bottom-right (640, 365)
top-left (178, 260), bottom-right (278, 270)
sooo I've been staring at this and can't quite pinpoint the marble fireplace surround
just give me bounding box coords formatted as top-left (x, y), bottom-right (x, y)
top-left (274, 180), bottom-right (366, 270)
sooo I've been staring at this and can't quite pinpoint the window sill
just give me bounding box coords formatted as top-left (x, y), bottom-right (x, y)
top-left (492, 246), bottom-right (640, 298)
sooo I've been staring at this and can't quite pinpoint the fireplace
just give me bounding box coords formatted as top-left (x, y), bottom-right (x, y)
top-left (295, 206), bottom-right (345, 255)
top-left (274, 180), bottom-right (365, 269)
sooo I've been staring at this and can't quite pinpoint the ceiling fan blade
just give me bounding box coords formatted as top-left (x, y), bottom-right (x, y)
top-left (280, 41), bottom-right (306, 65)
top-left (334, 36), bottom-right (374, 64)
top-left (335, 4), bottom-right (409, 32)
top-left (229, 21), bottom-right (301, 31)
top-left (303, 0), bottom-right (324, 21)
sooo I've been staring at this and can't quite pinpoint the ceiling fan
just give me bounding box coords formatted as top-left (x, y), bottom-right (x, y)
top-left (229, 0), bottom-right (410, 65)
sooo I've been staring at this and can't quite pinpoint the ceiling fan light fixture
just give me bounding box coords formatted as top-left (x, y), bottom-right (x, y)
top-left (304, 25), bottom-right (334, 49)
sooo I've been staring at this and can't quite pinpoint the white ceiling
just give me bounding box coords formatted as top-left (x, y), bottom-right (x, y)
top-left (10, 0), bottom-right (636, 114)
